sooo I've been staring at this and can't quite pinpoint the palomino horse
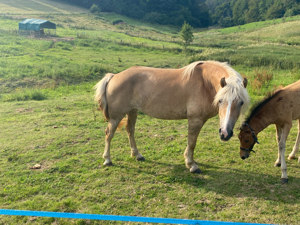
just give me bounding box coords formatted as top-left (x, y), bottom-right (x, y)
top-left (239, 80), bottom-right (300, 183)
top-left (95, 61), bottom-right (249, 173)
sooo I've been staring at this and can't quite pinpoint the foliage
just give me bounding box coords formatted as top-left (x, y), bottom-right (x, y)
top-left (90, 4), bottom-right (100, 13)
top-left (206, 0), bottom-right (300, 27)
top-left (58, 0), bottom-right (211, 28)
top-left (180, 22), bottom-right (194, 63)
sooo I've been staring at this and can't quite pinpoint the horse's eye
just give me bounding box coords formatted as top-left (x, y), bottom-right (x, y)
top-left (219, 99), bottom-right (223, 104)
top-left (240, 101), bottom-right (244, 106)
top-left (245, 140), bottom-right (249, 143)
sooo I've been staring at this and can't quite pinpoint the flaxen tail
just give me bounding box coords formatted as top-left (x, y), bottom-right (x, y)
top-left (94, 73), bottom-right (127, 129)
top-left (94, 73), bottom-right (115, 121)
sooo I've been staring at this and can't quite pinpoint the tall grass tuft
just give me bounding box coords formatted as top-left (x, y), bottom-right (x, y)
top-left (252, 69), bottom-right (273, 94)
top-left (1, 89), bottom-right (47, 102)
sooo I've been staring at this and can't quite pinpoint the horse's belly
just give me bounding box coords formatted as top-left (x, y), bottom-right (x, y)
top-left (140, 106), bottom-right (187, 120)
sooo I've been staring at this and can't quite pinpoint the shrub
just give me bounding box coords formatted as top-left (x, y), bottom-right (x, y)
top-left (112, 19), bottom-right (124, 25)
top-left (252, 69), bottom-right (273, 93)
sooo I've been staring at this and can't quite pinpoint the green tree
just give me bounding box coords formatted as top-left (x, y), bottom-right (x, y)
top-left (266, 2), bottom-right (285, 19)
top-left (90, 4), bottom-right (100, 13)
top-left (232, 0), bottom-right (248, 25)
top-left (245, 0), bottom-right (261, 23)
top-left (180, 21), bottom-right (194, 64)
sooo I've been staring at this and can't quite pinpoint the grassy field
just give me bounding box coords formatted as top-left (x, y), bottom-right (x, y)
top-left (1, 1), bottom-right (300, 224)
top-left (0, 0), bottom-right (88, 14)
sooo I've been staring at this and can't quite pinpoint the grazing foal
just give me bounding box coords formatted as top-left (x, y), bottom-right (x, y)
top-left (239, 80), bottom-right (300, 183)
top-left (95, 61), bottom-right (249, 173)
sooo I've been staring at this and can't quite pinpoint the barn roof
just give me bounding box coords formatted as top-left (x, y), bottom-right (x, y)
top-left (19, 19), bottom-right (56, 31)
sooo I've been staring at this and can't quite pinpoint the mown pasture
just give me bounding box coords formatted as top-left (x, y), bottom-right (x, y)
top-left (1, 1), bottom-right (300, 224)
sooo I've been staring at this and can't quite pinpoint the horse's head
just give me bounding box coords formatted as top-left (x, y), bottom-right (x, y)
top-left (215, 77), bottom-right (249, 141)
top-left (238, 123), bottom-right (259, 159)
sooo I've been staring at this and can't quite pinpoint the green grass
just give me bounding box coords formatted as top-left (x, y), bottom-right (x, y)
top-left (1, 94), bottom-right (300, 224)
top-left (1, 2), bottom-right (300, 224)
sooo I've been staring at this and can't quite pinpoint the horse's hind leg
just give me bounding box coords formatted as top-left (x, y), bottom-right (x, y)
top-left (103, 118), bottom-right (122, 166)
top-left (288, 119), bottom-right (300, 162)
top-left (184, 118), bottom-right (204, 174)
top-left (274, 124), bottom-right (282, 167)
top-left (126, 110), bottom-right (145, 161)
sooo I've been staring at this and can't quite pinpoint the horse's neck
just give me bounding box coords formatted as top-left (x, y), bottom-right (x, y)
top-left (248, 105), bottom-right (276, 134)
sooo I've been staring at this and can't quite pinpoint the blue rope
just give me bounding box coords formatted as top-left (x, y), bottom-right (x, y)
top-left (0, 209), bottom-right (271, 225)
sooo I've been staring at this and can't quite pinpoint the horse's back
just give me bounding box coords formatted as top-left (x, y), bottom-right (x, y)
top-left (105, 66), bottom-right (209, 119)
top-left (282, 80), bottom-right (300, 120)
top-left (270, 80), bottom-right (300, 121)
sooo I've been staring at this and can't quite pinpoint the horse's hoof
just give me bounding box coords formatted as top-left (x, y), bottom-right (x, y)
top-left (103, 162), bottom-right (113, 166)
top-left (288, 155), bottom-right (296, 160)
top-left (281, 178), bottom-right (288, 184)
top-left (191, 168), bottom-right (202, 174)
top-left (136, 156), bottom-right (145, 161)
top-left (274, 163), bottom-right (281, 167)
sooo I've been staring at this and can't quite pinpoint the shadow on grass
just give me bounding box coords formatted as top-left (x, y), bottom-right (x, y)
top-left (115, 159), bottom-right (300, 204)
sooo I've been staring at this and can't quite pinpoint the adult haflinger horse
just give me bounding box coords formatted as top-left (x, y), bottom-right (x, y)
top-left (239, 80), bottom-right (300, 183)
top-left (95, 61), bottom-right (249, 173)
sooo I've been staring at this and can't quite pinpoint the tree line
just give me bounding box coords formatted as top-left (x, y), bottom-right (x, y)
top-left (58, 0), bottom-right (210, 28)
top-left (207, 0), bottom-right (300, 27)
top-left (60, 0), bottom-right (300, 28)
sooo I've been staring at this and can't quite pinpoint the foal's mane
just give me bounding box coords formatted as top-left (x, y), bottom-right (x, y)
top-left (243, 90), bottom-right (282, 124)
top-left (182, 60), bottom-right (250, 114)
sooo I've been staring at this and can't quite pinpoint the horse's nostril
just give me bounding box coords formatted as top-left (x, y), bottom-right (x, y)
top-left (241, 156), bottom-right (245, 160)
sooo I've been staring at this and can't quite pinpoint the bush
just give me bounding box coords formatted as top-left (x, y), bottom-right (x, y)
top-left (112, 19), bottom-right (124, 25)
top-left (252, 69), bottom-right (273, 93)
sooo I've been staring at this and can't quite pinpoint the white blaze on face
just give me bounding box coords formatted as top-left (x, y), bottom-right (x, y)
top-left (221, 100), bottom-right (232, 138)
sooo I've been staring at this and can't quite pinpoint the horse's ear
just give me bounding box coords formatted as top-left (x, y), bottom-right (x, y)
top-left (220, 77), bottom-right (227, 88)
top-left (240, 122), bottom-right (246, 130)
top-left (242, 77), bottom-right (248, 88)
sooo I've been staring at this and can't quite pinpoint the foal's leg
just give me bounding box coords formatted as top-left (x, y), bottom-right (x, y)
top-left (288, 119), bottom-right (300, 162)
top-left (103, 118), bottom-right (122, 166)
top-left (277, 123), bottom-right (292, 183)
top-left (184, 118), bottom-right (204, 174)
top-left (274, 124), bottom-right (282, 167)
top-left (126, 110), bottom-right (145, 161)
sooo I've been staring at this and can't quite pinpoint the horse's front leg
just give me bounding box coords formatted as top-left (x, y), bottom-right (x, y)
top-left (277, 123), bottom-right (292, 184)
top-left (184, 118), bottom-right (204, 174)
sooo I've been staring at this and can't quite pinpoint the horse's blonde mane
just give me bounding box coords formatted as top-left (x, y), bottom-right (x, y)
top-left (182, 60), bottom-right (236, 81)
top-left (182, 61), bottom-right (250, 114)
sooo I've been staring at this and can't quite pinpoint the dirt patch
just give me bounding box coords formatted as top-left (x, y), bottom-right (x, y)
top-left (15, 108), bottom-right (34, 113)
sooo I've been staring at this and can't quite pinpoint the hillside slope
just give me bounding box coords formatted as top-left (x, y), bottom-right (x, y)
top-left (0, 0), bottom-right (88, 14)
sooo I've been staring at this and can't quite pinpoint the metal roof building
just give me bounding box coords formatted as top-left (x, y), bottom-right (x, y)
top-left (19, 19), bottom-right (56, 31)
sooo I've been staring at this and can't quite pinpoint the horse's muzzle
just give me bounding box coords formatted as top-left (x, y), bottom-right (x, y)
top-left (219, 128), bottom-right (233, 141)
top-left (240, 152), bottom-right (250, 160)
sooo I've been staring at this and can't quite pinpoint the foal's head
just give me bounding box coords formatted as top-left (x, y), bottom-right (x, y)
top-left (214, 76), bottom-right (249, 141)
top-left (238, 123), bottom-right (259, 159)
